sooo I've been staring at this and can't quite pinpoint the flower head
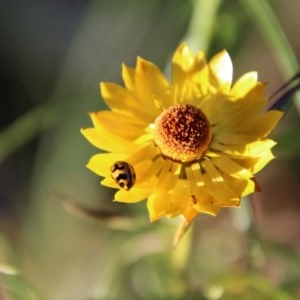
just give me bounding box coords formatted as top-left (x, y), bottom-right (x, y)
top-left (81, 43), bottom-right (283, 223)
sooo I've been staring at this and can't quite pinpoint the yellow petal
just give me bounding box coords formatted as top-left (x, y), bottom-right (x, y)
top-left (181, 206), bottom-right (199, 223)
top-left (171, 43), bottom-right (208, 101)
top-left (237, 150), bottom-right (275, 174)
top-left (250, 110), bottom-right (283, 137)
top-left (215, 108), bottom-right (282, 139)
top-left (122, 60), bottom-right (172, 115)
top-left (100, 82), bottom-right (135, 112)
top-left (90, 110), bottom-right (145, 128)
top-left (151, 160), bottom-right (174, 195)
top-left (87, 153), bottom-right (127, 177)
top-left (193, 193), bottom-right (222, 216)
top-left (126, 142), bottom-right (157, 165)
top-left (208, 50), bottom-right (233, 91)
top-left (134, 57), bottom-right (173, 108)
top-left (214, 133), bottom-right (257, 145)
top-left (169, 179), bottom-right (193, 213)
top-left (212, 95), bottom-right (267, 133)
top-left (89, 111), bottom-right (145, 141)
top-left (211, 155), bottom-right (253, 179)
top-left (134, 159), bottom-right (157, 187)
top-left (101, 176), bottom-right (119, 189)
top-left (231, 72), bottom-right (258, 97)
top-left (147, 169), bottom-right (177, 221)
top-left (148, 172), bottom-right (196, 222)
top-left (101, 82), bottom-right (155, 122)
top-left (201, 160), bottom-right (239, 203)
top-left (210, 139), bottom-right (276, 158)
top-left (172, 43), bottom-right (196, 75)
top-left (147, 194), bottom-right (169, 222)
top-left (222, 173), bottom-right (255, 197)
top-left (199, 93), bottom-right (231, 125)
top-left (186, 163), bottom-right (205, 189)
top-left (185, 166), bottom-right (221, 215)
top-left (145, 155), bottom-right (165, 179)
top-left (114, 188), bottom-right (149, 203)
top-left (80, 128), bottom-right (132, 152)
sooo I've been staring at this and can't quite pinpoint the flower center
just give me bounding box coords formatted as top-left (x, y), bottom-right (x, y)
top-left (154, 104), bottom-right (211, 162)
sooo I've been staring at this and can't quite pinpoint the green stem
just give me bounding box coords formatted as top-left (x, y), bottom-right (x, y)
top-left (184, 0), bottom-right (222, 52)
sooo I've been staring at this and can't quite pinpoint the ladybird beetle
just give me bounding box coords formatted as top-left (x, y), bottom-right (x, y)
top-left (110, 161), bottom-right (136, 191)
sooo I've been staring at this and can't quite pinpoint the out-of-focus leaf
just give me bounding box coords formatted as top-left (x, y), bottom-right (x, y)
top-left (0, 104), bottom-right (59, 163)
top-left (207, 271), bottom-right (293, 300)
top-left (240, 0), bottom-right (300, 114)
top-left (275, 125), bottom-right (300, 155)
top-left (1, 275), bottom-right (40, 300)
top-left (240, 0), bottom-right (298, 77)
top-left (268, 72), bottom-right (300, 112)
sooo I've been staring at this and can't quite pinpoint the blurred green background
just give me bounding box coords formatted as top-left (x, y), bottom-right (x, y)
top-left (0, 0), bottom-right (300, 299)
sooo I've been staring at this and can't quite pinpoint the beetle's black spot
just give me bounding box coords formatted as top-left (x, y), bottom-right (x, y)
top-left (119, 181), bottom-right (125, 188)
top-left (116, 173), bottom-right (128, 183)
top-left (126, 181), bottom-right (133, 189)
top-left (112, 163), bottom-right (126, 172)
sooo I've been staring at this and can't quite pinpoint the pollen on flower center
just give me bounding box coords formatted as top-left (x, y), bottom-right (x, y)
top-left (154, 104), bottom-right (211, 162)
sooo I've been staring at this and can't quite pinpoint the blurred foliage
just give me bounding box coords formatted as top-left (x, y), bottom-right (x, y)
top-left (0, 0), bottom-right (300, 299)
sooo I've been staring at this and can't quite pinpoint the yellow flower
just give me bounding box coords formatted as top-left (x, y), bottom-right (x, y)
top-left (81, 43), bottom-right (283, 224)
